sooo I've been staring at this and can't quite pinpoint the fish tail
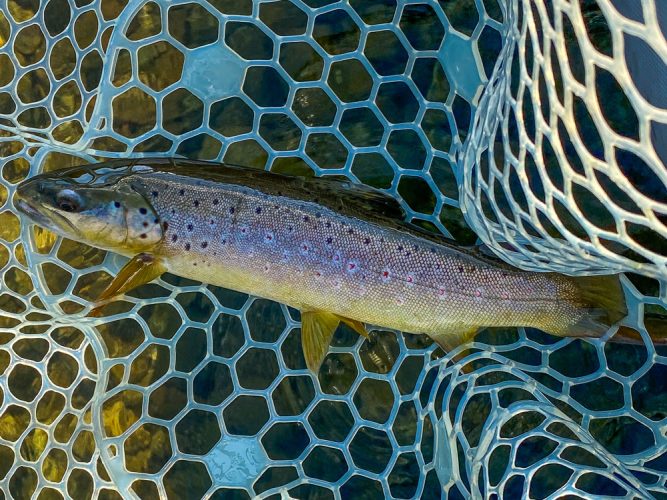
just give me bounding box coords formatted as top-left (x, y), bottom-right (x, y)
top-left (643, 314), bottom-right (667, 345)
top-left (556, 275), bottom-right (667, 347)
top-left (560, 274), bottom-right (627, 338)
top-left (611, 314), bottom-right (667, 346)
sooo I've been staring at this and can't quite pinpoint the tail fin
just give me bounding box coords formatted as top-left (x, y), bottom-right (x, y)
top-left (562, 275), bottom-right (667, 347)
top-left (613, 314), bottom-right (667, 346)
top-left (562, 274), bottom-right (627, 338)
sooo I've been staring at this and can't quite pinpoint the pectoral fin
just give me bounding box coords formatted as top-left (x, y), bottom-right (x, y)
top-left (301, 311), bottom-right (340, 373)
top-left (88, 253), bottom-right (166, 316)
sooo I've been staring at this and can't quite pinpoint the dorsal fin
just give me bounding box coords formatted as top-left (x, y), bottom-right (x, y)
top-left (58, 158), bottom-right (511, 265)
top-left (135, 158), bottom-right (407, 222)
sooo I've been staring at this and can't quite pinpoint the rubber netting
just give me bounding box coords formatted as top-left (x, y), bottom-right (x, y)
top-left (0, 0), bottom-right (665, 498)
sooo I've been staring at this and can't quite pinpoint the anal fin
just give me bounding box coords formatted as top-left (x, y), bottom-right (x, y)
top-left (88, 253), bottom-right (166, 317)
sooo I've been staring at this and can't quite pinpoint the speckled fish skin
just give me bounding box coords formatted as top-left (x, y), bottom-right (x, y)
top-left (124, 170), bottom-right (599, 345)
top-left (16, 159), bottom-right (625, 350)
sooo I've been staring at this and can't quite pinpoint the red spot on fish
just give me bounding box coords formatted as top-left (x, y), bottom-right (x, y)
top-left (406, 275), bottom-right (414, 285)
top-left (382, 270), bottom-right (390, 282)
top-left (396, 296), bottom-right (405, 306)
top-left (502, 292), bottom-right (509, 300)
top-left (438, 287), bottom-right (447, 299)
top-left (474, 289), bottom-right (482, 298)
top-left (347, 262), bottom-right (357, 272)
top-left (263, 264), bottom-right (270, 273)
top-left (314, 270), bottom-right (322, 278)
top-left (264, 233), bottom-right (274, 243)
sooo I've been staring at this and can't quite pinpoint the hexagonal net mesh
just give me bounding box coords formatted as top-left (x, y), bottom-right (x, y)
top-left (0, 0), bottom-right (665, 498)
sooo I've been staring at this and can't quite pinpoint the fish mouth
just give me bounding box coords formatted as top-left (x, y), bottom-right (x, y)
top-left (15, 198), bottom-right (78, 237)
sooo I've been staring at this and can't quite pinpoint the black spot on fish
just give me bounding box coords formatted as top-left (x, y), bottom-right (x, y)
top-left (229, 207), bottom-right (235, 214)
top-left (210, 219), bottom-right (215, 225)
top-left (201, 242), bottom-right (208, 248)
top-left (172, 234), bottom-right (178, 242)
top-left (221, 239), bottom-right (227, 244)
top-left (458, 266), bottom-right (464, 273)
top-left (171, 209), bottom-right (176, 215)
top-left (185, 243), bottom-right (191, 250)
top-left (140, 233), bottom-right (147, 239)
top-left (316, 212), bottom-right (322, 218)
top-left (152, 191), bottom-right (158, 198)
top-left (163, 222), bottom-right (169, 230)
top-left (143, 222), bottom-right (149, 228)
top-left (179, 189), bottom-right (185, 196)
top-left (326, 237), bottom-right (333, 244)
top-left (364, 238), bottom-right (370, 245)
top-left (213, 199), bottom-right (219, 205)
top-left (194, 200), bottom-right (199, 207)
top-left (348, 229), bottom-right (354, 235)
top-left (325, 222), bottom-right (331, 228)
top-left (139, 207), bottom-right (148, 215)
top-left (397, 245), bottom-right (403, 251)
top-left (114, 201), bottom-right (121, 208)
top-left (303, 216), bottom-right (309, 222)
top-left (288, 226), bottom-right (293, 232)
top-left (154, 218), bottom-right (159, 224)
top-left (256, 207), bottom-right (262, 214)
top-left (187, 224), bottom-right (193, 231)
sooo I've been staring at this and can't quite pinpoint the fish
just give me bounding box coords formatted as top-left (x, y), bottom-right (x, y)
top-left (15, 157), bottom-right (635, 372)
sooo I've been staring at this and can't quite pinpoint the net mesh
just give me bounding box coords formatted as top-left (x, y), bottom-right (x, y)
top-left (0, 0), bottom-right (665, 498)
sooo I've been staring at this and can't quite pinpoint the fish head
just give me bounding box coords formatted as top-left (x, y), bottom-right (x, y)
top-left (15, 165), bottom-right (163, 254)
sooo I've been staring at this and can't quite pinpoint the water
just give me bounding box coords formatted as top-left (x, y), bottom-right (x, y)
top-left (1, 0), bottom-right (666, 498)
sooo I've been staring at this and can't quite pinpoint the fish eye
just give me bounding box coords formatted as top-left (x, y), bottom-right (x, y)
top-left (55, 189), bottom-right (83, 213)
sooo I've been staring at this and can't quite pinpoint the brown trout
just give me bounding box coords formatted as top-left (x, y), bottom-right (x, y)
top-left (16, 158), bottom-right (630, 371)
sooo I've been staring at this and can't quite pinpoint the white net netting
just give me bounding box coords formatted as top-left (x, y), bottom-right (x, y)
top-left (0, 0), bottom-right (665, 498)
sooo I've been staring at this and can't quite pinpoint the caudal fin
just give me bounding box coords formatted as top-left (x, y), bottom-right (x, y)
top-left (561, 275), bottom-right (667, 347)
top-left (562, 274), bottom-right (627, 338)
top-left (612, 314), bottom-right (667, 346)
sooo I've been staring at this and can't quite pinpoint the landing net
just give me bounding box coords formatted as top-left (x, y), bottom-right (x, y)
top-left (0, 0), bottom-right (665, 498)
